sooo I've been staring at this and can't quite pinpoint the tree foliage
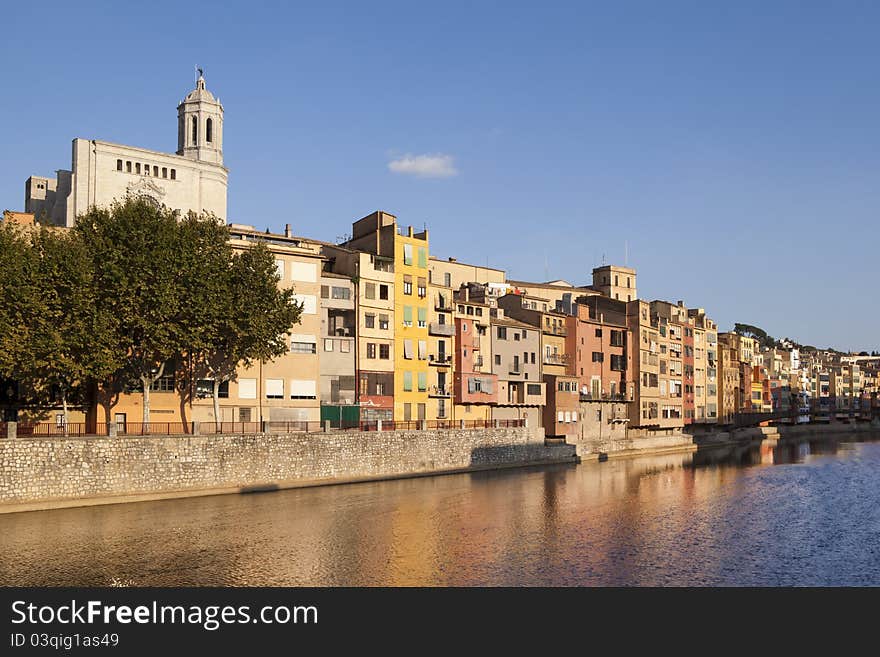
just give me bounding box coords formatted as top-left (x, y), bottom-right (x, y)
top-left (0, 198), bottom-right (303, 426)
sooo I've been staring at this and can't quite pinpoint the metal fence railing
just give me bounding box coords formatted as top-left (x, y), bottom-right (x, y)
top-left (3, 417), bottom-right (527, 438)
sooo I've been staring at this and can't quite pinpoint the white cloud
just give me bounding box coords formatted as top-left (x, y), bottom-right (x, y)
top-left (387, 153), bottom-right (458, 179)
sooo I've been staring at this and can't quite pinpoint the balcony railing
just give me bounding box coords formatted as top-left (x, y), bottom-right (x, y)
top-left (434, 299), bottom-right (454, 312)
top-left (428, 354), bottom-right (452, 366)
top-left (428, 322), bottom-right (456, 337)
top-left (580, 393), bottom-right (631, 402)
top-left (429, 386), bottom-right (451, 397)
top-left (544, 325), bottom-right (568, 336)
top-left (543, 353), bottom-right (571, 366)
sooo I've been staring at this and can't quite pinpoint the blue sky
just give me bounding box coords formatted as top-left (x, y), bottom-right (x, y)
top-left (2, 1), bottom-right (878, 350)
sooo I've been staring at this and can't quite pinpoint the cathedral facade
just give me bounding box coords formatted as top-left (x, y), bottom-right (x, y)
top-left (25, 74), bottom-right (228, 226)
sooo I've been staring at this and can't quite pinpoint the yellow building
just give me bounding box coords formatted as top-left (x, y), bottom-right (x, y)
top-left (343, 210), bottom-right (431, 421)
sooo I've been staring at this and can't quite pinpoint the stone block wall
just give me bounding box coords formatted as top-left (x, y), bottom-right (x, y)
top-left (0, 426), bottom-right (575, 510)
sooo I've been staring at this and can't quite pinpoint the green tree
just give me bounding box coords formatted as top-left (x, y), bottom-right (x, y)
top-left (74, 199), bottom-right (188, 425)
top-left (193, 242), bottom-right (303, 429)
top-left (27, 228), bottom-right (120, 433)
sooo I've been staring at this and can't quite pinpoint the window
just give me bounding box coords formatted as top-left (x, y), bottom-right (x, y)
top-left (379, 344), bottom-right (390, 359)
top-left (403, 243), bottom-right (413, 265)
top-left (170, 169), bottom-right (176, 180)
top-left (195, 380), bottom-right (229, 398)
top-left (610, 330), bottom-right (626, 347)
top-left (126, 161), bottom-right (132, 173)
top-left (530, 352), bottom-right (536, 364)
top-left (324, 339), bottom-right (334, 352)
top-left (558, 411), bottom-right (564, 423)
top-left (403, 339), bottom-right (414, 359)
top-left (444, 273), bottom-right (451, 287)
top-left (331, 286), bottom-right (350, 300)
top-left (403, 371), bottom-right (413, 391)
top-left (417, 307), bottom-right (427, 328)
top-left (527, 384), bottom-right (541, 396)
top-left (595, 328), bottom-right (602, 338)
top-left (417, 247), bottom-right (427, 268)
top-left (116, 159), bottom-right (123, 171)
top-left (403, 280), bottom-right (413, 295)
top-left (320, 285), bottom-right (329, 299)
top-left (135, 163), bottom-right (141, 174)
top-left (162, 167), bottom-right (167, 178)
top-left (476, 307), bottom-right (483, 316)
top-left (238, 378), bottom-right (257, 399)
top-left (404, 403), bottom-right (412, 421)
top-left (494, 355), bottom-right (501, 366)
top-left (379, 284), bottom-right (389, 300)
top-left (497, 326), bottom-right (507, 340)
top-left (379, 314), bottom-right (389, 330)
top-left (514, 332), bottom-right (520, 342)
top-left (290, 262), bottom-right (317, 282)
top-left (367, 343), bottom-right (377, 359)
top-left (290, 334), bottom-right (316, 353)
top-left (365, 283), bottom-right (376, 299)
top-left (153, 166), bottom-right (159, 177)
top-left (417, 278), bottom-right (426, 298)
top-left (592, 352), bottom-right (604, 363)
top-left (192, 116), bottom-right (198, 144)
top-left (265, 379), bottom-right (284, 399)
top-left (417, 372), bottom-right (427, 392)
top-left (365, 313), bottom-right (375, 329)
top-left (293, 294), bottom-right (317, 314)
top-left (206, 117), bottom-right (213, 143)
top-left (611, 354), bottom-right (625, 372)
top-left (418, 340), bottom-right (427, 360)
top-left (290, 379), bottom-right (316, 399)
top-left (403, 306), bottom-right (413, 327)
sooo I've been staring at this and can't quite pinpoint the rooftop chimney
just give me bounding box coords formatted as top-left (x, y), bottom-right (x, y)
top-left (284, 224), bottom-right (292, 238)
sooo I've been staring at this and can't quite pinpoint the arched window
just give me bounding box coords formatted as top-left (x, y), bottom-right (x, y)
top-left (206, 118), bottom-right (213, 143)
top-left (191, 116), bottom-right (198, 145)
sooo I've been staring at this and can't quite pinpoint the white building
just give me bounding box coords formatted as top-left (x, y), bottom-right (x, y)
top-left (25, 73), bottom-right (228, 227)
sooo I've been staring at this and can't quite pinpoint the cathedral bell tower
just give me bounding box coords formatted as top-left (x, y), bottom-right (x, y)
top-left (177, 69), bottom-right (223, 165)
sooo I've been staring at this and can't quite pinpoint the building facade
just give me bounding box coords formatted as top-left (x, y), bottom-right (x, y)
top-left (26, 74), bottom-right (228, 227)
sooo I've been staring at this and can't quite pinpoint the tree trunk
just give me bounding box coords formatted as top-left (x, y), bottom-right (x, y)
top-left (61, 389), bottom-right (69, 438)
top-left (142, 376), bottom-right (151, 427)
top-left (141, 362), bottom-right (166, 428)
top-left (213, 378), bottom-right (221, 432)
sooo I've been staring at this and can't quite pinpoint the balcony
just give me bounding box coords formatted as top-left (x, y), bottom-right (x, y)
top-left (428, 322), bottom-right (456, 337)
top-left (473, 356), bottom-right (484, 369)
top-left (543, 353), bottom-right (571, 367)
top-left (544, 325), bottom-right (568, 337)
top-left (428, 354), bottom-right (453, 367)
top-left (434, 298), bottom-right (454, 312)
top-left (429, 385), bottom-right (451, 398)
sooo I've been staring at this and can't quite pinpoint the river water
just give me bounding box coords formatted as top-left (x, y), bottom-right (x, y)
top-left (2, 435), bottom-right (879, 586)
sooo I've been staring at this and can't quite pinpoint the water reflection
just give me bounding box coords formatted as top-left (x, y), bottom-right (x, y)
top-left (1, 434), bottom-right (879, 586)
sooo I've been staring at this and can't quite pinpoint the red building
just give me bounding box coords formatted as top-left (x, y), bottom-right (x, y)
top-left (683, 322), bottom-right (695, 424)
top-left (453, 317), bottom-right (498, 409)
top-left (564, 296), bottom-right (630, 400)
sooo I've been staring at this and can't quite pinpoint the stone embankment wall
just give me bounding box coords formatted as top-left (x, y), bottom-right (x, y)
top-left (0, 427), bottom-right (576, 513)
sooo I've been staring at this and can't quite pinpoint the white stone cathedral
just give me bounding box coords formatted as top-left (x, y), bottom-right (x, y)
top-left (25, 72), bottom-right (228, 227)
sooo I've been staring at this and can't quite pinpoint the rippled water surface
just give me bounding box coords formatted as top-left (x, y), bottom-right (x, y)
top-left (2, 436), bottom-right (880, 586)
